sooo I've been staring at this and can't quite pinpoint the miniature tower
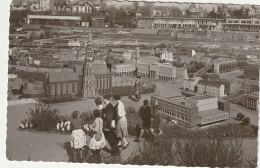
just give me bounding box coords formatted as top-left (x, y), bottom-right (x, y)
top-left (83, 59), bottom-right (96, 98)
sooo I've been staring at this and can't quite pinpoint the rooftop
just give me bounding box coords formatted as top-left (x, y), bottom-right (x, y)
top-left (243, 92), bottom-right (259, 99)
top-left (152, 95), bottom-right (196, 109)
top-left (27, 15), bottom-right (81, 21)
top-left (198, 80), bottom-right (223, 87)
top-left (137, 17), bottom-right (224, 21)
top-left (187, 95), bottom-right (216, 101)
top-left (93, 63), bottom-right (110, 75)
top-left (48, 71), bottom-right (79, 83)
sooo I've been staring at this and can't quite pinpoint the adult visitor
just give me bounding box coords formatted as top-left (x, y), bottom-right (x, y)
top-left (151, 103), bottom-right (163, 145)
top-left (102, 95), bottom-right (120, 155)
top-left (113, 95), bottom-right (129, 149)
top-left (70, 111), bottom-right (86, 162)
top-left (134, 100), bottom-right (152, 142)
top-left (134, 75), bottom-right (142, 102)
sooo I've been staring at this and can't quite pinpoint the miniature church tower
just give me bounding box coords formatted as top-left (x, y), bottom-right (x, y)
top-left (82, 59), bottom-right (96, 98)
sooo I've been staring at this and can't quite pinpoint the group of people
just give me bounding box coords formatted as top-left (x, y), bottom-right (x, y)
top-left (69, 95), bottom-right (129, 161)
top-left (69, 90), bottom-right (164, 162)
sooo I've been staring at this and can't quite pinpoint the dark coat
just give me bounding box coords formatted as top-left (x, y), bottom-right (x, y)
top-left (140, 105), bottom-right (152, 128)
top-left (102, 103), bottom-right (117, 129)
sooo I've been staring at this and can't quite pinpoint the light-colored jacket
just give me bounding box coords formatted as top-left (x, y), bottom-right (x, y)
top-left (117, 100), bottom-right (126, 118)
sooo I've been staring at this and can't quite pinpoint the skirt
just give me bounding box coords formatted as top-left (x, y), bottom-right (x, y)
top-left (71, 129), bottom-right (87, 149)
top-left (117, 116), bottom-right (128, 138)
top-left (89, 131), bottom-right (106, 150)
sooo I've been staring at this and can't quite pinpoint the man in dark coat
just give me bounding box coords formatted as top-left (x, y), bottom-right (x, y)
top-left (134, 99), bottom-right (152, 142)
top-left (102, 95), bottom-right (120, 155)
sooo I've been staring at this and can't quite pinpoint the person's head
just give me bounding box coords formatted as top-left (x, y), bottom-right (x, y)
top-left (93, 109), bottom-right (101, 118)
top-left (72, 111), bottom-right (79, 119)
top-left (143, 99), bottom-right (149, 106)
top-left (113, 95), bottom-right (121, 102)
top-left (103, 95), bottom-right (111, 104)
top-left (94, 97), bottom-right (103, 106)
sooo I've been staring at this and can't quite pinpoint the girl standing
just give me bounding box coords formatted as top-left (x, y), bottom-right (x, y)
top-left (89, 109), bottom-right (106, 155)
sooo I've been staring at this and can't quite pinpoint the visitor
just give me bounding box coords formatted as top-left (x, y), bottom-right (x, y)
top-left (102, 95), bottom-right (120, 155)
top-left (19, 119), bottom-right (28, 129)
top-left (134, 100), bottom-right (152, 142)
top-left (89, 109), bottom-right (106, 155)
top-left (95, 97), bottom-right (104, 110)
top-left (134, 75), bottom-right (142, 102)
top-left (106, 53), bottom-right (113, 73)
top-left (70, 111), bottom-right (86, 162)
top-left (113, 95), bottom-right (129, 149)
top-left (151, 102), bottom-right (163, 145)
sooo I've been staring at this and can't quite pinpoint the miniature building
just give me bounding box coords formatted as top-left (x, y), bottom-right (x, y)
top-left (112, 64), bottom-right (135, 76)
top-left (83, 63), bottom-right (96, 98)
top-left (242, 79), bottom-right (259, 94)
top-left (243, 64), bottom-right (260, 80)
top-left (151, 95), bottom-right (198, 128)
top-left (74, 61), bottom-right (112, 98)
top-left (25, 15), bottom-right (81, 26)
top-left (137, 17), bottom-right (224, 30)
top-left (183, 76), bottom-right (202, 91)
top-left (44, 71), bottom-right (80, 100)
top-left (151, 94), bottom-right (230, 128)
top-left (223, 18), bottom-right (260, 31)
top-left (197, 80), bottom-right (226, 98)
top-left (160, 50), bottom-right (173, 62)
top-left (138, 62), bottom-right (177, 82)
top-left (186, 95), bottom-right (229, 125)
top-left (213, 58), bottom-right (237, 74)
top-left (40, 0), bottom-right (54, 11)
top-left (201, 73), bottom-right (219, 82)
top-left (240, 92), bottom-right (259, 111)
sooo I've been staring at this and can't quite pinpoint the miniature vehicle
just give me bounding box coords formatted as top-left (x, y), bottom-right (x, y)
top-left (170, 119), bottom-right (178, 124)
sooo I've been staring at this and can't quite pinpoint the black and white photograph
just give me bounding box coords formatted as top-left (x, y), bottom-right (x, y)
top-left (2, 0), bottom-right (260, 167)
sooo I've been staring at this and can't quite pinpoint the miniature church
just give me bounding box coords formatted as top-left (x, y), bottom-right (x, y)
top-left (82, 60), bottom-right (96, 98)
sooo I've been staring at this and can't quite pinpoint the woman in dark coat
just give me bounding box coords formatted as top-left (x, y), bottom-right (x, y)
top-left (134, 100), bottom-right (152, 142)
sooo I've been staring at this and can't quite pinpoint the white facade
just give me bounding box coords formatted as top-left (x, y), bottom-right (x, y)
top-left (186, 95), bottom-right (218, 116)
top-left (40, 0), bottom-right (53, 11)
top-left (122, 50), bottom-right (133, 61)
top-left (206, 84), bottom-right (225, 98)
top-left (138, 62), bottom-right (177, 81)
top-left (112, 64), bottom-right (135, 76)
top-left (160, 50), bottom-right (173, 62)
top-left (197, 81), bottom-right (226, 98)
top-left (138, 62), bottom-right (150, 78)
top-left (183, 77), bottom-right (201, 91)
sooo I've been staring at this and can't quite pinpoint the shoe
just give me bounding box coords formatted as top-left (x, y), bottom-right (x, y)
top-left (122, 142), bottom-right (129, 149)
top-left (134, 139), bottom-right (141, 142)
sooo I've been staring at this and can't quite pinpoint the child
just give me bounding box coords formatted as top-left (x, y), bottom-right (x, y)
top-left (20, 119), bottom-right (27, 129)
top-left (89, 109), bottom-right (106, 155)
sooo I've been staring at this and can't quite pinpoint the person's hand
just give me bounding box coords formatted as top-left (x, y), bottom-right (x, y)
top-left (104, 128), bottom-right (110, 131)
